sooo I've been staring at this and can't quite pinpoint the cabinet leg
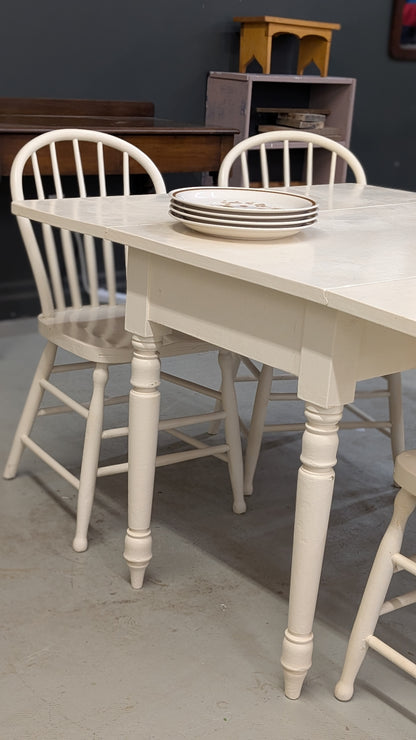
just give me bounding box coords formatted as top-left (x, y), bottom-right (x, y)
top-left (297, 36), bottom-right (330, 77)
top-left (239, 27), bottom-right (272, 73)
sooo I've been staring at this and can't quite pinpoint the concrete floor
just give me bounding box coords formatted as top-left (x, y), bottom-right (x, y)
top-left (1, 317), bottom-right (416, 739)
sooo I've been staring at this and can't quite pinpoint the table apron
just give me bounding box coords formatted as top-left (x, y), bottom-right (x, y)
top-left (125, 250), bottom-right (416, 407)
top-left (0, 132), bottom-right (234, 176)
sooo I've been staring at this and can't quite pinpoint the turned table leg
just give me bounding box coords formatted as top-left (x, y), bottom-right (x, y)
top-left (123, 335), bottom-right (161, 589)
top-left (281, 402), bottom-right (343, 698)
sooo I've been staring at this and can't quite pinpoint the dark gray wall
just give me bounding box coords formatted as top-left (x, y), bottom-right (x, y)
top-left (1, 1), bottom-right (415, 317)
top-left (1, 0), bottom-right (415, 189)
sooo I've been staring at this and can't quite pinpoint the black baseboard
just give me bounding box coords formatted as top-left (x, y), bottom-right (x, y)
top-left (0, 279), bottom-right (40, 319)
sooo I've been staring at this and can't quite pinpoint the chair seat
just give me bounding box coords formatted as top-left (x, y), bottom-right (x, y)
top-left (394, 449), bottom-right (416, 495)
top-left (38, 304), bottom-right (217, 363)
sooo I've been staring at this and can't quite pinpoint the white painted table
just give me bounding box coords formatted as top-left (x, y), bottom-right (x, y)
top-left (12, 183), bottom-right (416, 699)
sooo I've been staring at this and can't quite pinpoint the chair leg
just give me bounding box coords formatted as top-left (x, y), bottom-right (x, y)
top-left (387, 373), bottom-right (405, 460)
top-left (72, 363), bottom-right (109, 552)
top-left (244, 363), bottom-right (274, 495)
top-left (3, 341), bottom-right (58, 479)
top-left (335, 487), bottom-right (416, 701)
top-left (218, 350), bottom-right (246, 514)
top-left (208, 353), bottom-right (241, 435)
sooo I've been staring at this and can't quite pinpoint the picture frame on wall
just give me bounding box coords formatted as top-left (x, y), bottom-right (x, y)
top-left (390, 0), bottom-right (416, 59)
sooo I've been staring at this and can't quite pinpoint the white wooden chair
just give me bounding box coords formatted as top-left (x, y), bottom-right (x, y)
top-left (217, 130), bottom-right (404, 495)
top-left (3, 129), bottom-right (245, 554)
top-left (335, 449), bottom-right (416, 701)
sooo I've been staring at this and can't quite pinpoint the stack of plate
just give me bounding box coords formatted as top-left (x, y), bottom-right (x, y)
top-left (169, 187), bottom-right (318, 240)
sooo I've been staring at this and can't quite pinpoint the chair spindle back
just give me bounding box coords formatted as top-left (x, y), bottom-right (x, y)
top-left (11, 129), bottom-right (166, 316)
top-left (218, 130), bottom-right (367, 190)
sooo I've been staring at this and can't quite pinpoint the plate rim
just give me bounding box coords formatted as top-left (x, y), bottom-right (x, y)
top-left (170, 186), bottom-right (316, 213)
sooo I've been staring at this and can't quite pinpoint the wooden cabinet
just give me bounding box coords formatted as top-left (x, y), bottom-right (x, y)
top-left (205, 72), bottom-right (357, 185)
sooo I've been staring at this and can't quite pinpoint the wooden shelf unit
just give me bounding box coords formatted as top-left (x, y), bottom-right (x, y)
top-left (205, 72), bottom-right (357, 185)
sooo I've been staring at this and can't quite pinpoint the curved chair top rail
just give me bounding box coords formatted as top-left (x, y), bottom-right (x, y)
top-left (10, 127), bottom-right (166, 200)
top-left (218, 130), bottom-right (367, 189)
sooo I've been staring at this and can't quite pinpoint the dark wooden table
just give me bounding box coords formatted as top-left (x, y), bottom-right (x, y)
top-left (0, 98), bottom-right (238, 176)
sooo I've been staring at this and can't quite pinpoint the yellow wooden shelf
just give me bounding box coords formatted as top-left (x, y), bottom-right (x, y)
top-left (234, 16), bottom-right (341, 77)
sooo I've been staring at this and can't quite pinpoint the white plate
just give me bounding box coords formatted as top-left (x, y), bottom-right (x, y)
top-left (170, 187), bottom-right (316, 214)
top-left (169, 206), bottom-right (317, 228)
top-left (170, 213), bottom-right (315, 240)
top-left (170, 196), bottom-right (318, 219)
top-left (170, 200), bottom-right (318, 222)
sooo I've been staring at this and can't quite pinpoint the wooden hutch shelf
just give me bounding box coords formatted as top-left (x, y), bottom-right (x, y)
top-left (205, 72), bottom-right (357, 185)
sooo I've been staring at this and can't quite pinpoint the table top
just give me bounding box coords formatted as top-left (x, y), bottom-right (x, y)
top-left (12, 183), bottom-right (416, 337)
top-left (0, 97), bottom-right (236, 136)
top-left (0, 114), bottom-right (237, 137)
